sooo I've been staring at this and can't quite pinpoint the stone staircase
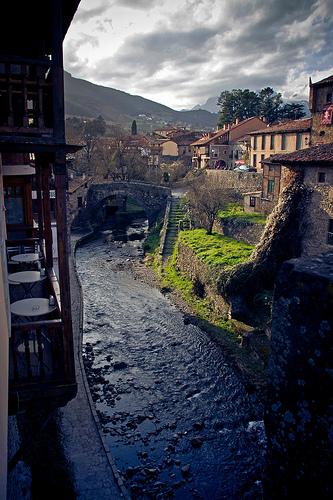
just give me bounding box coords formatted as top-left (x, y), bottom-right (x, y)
top-left (162, 196), bottom-right (189, 260)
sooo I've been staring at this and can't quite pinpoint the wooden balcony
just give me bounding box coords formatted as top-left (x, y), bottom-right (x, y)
top-left (7, 238), bottom-right (77, 410)
top-left (0, 58), bottom-right (54, 137)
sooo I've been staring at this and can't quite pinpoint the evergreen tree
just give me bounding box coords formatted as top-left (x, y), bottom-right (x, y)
top-left (131, 119), bottom-right (137, 135)
top-left (279, 103), bottom-right (306, 120)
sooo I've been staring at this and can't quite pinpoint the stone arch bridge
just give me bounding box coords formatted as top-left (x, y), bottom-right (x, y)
top-left (82, 181), bottom-right (171, 226)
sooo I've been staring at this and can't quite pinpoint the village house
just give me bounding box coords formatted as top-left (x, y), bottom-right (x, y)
top-left (263, 143), bottom-right (333, 256)
top-left (249, 118), bottom-right (312, 172)
top-left (309, 75), bottom-right (333, 145)
top-left (0, 1), bottom-right (81, 496)
top-left (191, 117), bottom-right (266, 170)
top-left (244, 76), bottom-right (333, 214)
top-left (160, 131), bottom-right (202, 165)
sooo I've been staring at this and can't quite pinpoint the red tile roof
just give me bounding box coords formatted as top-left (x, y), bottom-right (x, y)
top-left (250, 118), bottom-right (312, 135)
top-left (264, 142), bottom-right (333, 165)
top-left (191, 116), bottom-right (265, 146)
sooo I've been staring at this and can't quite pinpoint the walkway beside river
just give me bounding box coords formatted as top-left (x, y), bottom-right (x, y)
top-left (58, 241), bottom-right (125, 499)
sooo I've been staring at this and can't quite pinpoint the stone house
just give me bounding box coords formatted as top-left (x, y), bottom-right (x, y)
top-left (160, 132), bottom-right (202, 164)
top-left (191, 117), bottom-right (265, 170)
top-left (309, 74), bottom-right (333, 145)
top-left (249, 118), bottom-right (312, 172)
top-left (264, 143), bottom-right (333, 256)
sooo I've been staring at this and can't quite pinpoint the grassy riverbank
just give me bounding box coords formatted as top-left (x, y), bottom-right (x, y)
top-left (178, 229), bottom-right (254, 267)
top-left (218, 203), bottom-right (267, 225)
top-left (143, 229), bottom-right (267, 396)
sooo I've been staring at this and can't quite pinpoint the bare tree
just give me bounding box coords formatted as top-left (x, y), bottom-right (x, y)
top-left (187, 172), bottom-right (240, 234)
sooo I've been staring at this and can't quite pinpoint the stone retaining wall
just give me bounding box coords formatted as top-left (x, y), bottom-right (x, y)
top-left (176, 241), bottom-right (229, 317)
top-left (265, 252), bottom-right (333, 498)
top-left (206, 170), bottom-right (262, 193)
top-left (214, 218), bottom-right (265, 245)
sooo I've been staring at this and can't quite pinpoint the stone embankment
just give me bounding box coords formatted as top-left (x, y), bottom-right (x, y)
top-left (214, 218), bottom-right (265, 246)
top-left (176, 242), bottom-right (230, 317)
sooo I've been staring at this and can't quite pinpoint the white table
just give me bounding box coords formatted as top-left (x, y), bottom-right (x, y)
top-left (11, 253), bottom-right (40, 263)
top-left (8, 271), bottom-right (47, 298)
top-left (10, 298), bottom-right (56, 318)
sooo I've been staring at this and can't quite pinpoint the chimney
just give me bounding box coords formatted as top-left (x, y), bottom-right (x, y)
top-left (235, 118), bottom-right (239, 125)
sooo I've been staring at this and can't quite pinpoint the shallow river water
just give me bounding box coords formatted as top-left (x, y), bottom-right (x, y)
top-left (76, 216), bottom-right (265, 499)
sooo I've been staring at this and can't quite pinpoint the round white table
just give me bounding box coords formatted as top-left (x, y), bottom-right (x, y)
top-left (10, 298), bottom-right (56, 318)
top-left (8, 271), bottom-right (47, 298)
top-left (11, 253), bottom-right (40, 263)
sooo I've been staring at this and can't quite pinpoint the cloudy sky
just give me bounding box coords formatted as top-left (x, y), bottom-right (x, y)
top-left (64, 0), bottom-right (333, 110)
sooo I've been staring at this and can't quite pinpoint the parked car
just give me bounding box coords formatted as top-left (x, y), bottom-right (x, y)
top-left (233, 165), bottom-right (256, 172)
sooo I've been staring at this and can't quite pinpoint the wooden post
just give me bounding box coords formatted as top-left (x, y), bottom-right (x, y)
top-left (40, 155), bottom-right (53, 268)
top-left (54, 151), bottom-right (75, 383)
top-left (34, 161), bottom-right (44, 243)
top-left (51, 0), bottom-right (65, 143)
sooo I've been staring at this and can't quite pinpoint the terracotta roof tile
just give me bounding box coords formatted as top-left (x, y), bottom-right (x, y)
top-left (250, 118), bottom-right (312, 135)
top-left (265, 142), bottom-right (333, 165)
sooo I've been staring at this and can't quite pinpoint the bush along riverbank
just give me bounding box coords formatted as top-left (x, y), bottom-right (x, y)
top-left (144, 227), bottom-right (268, 399)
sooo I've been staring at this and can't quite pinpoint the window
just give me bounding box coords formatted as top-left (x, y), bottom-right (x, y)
top-left (327, 93), bottom-right (332, 104)
top-left (328, 219), bottom-right (333, 245)
top-left (253, 136), bottom-right (257, 150)
top-left (250, 196), bottom-right (256, 207)
top-left (77, 196), bottom-right (83, 208)
top-left (268, 179), bottom-right (275, 193)
top-left (10, 64), bottom-right (22, 75)
top-left (281, 134), bottom-right (287, 150)
top-left (253, 154), bottom-right (257, 167)
top-left (270, 134), bottom-right (275, 150)
top-left (261, 135), bottom-right (266, 150)
top-left (318, 172), bottom-right (326, 183)
top-left (296, 133), bottom-right (302, 150)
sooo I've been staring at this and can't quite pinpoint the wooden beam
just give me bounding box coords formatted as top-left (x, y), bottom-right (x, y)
top-left (38, 154), bottom-right (53, 268)
top-left (51, 0), bottom-right (65, 143)
top-left (54, 151), bottom-right (75, 383)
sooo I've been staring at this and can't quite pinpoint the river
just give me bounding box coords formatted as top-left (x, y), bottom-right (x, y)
top-left (76, 214), bottom-right (265, 499)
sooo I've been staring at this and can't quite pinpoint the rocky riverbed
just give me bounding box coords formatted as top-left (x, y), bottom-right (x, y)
top-left (76, 215), bottom-right (265, 499)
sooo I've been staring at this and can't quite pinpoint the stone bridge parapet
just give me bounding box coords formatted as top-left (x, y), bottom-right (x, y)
top-left (83, 181), bottom-right (171, 226)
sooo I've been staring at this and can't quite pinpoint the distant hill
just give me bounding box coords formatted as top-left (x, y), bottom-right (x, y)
top-left (64, 72), bottom-right (218, 131)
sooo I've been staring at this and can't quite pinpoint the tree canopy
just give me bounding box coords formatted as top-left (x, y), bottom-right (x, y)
top-left (217, 87), bottom-right (306, 127)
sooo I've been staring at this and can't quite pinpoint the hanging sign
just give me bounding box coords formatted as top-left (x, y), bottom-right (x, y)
top-left (321, 104), bottom-right (333, 125)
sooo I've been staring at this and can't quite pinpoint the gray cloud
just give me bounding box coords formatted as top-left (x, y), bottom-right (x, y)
top-left (67, 0), bottom-right (333, 108)
top-left (74, 1), bottom-right (110, 22)
top-left (113, 0), bottom-right (159, 9)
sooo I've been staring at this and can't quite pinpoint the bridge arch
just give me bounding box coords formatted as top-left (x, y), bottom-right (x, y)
top-left (83, 181), bottom-right (171, 227)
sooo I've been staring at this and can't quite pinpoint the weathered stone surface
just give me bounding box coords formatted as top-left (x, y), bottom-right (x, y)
top-left (82, 181), bottom-right (171, 227)
top-left (214, 218), bottom-right (264, 246)
top-left (265, 253), bottom-right (333, 498)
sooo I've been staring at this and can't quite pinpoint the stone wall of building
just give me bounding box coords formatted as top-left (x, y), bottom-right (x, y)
top-left (176, 242), bottom-right (230, 317)
top-left (206, 170), bottom-right (262, 193)
top-left (265, 253), bottom-right (333, 498)
top-left (214, 218), bottom-right (265, 245)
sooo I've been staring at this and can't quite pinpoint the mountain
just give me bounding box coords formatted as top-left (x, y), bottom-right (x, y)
top-left (192, 96), bottom-right (219, 113)
top-left (64, 72), bottom-right (217, 130)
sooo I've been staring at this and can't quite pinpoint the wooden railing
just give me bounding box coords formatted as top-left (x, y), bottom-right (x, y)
top-left (10, 319), bottom-right (64, 385)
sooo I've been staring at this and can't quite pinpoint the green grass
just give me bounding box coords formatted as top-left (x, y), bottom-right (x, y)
top-left (178, 229), bottom-right (254, 267)
top-left (218, 203), bottom-right (267, 225)
top-left (162, 245), bottom-right (235, 334)
top-left (143, 221), bottom-right (162, 254)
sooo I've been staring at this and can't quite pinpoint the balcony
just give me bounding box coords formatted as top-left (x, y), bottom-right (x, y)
top-left (0, 59), bottom-right (53, 137)
top-left (6, 238), bottom-right (76, 410)
top-left (3, 157), bottom-right (76, 412)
